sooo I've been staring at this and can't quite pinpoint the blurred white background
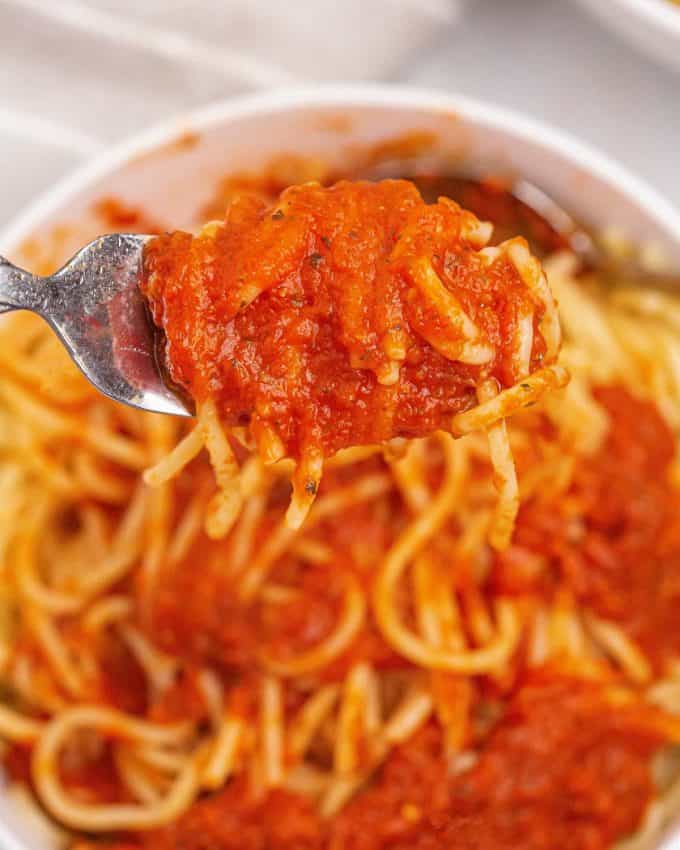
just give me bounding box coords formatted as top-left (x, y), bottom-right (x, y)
top-left (0, 0), bottom-right (678, 231)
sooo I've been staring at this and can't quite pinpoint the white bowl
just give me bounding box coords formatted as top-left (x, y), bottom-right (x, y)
top-left (2, 84), bottom-right (680, 850)
top-left (575, 0), bottom-right (680, 72)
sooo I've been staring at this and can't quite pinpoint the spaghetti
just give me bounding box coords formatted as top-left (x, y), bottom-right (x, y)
top-left (1, 167), bottom-right (680, 850)
top-left (142, 179), bottom-right (566, 536)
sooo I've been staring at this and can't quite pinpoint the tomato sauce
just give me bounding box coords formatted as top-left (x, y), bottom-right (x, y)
top-left (142, 180), bottom-right (546, 463)
top-left (92, 674), bottom-right (660, 850)
top-left (94, 198), bottom-right (163, 235)
top-left (148, 668), bottom-right (209, 725)
top-left (95, 633), bottom-right (149, 715)
top-left (406, 175), bottom-right (573, 258)
top-left (494, 387), bottom-right (680, 670)
top-left (146, 780), bottom-right (322, 850)
top-left (150, 560), bottom-right (259, 675)
top-left (330, 673), bottom-right (661, 850)
top-left (147, 501), bottom-right (403, 681)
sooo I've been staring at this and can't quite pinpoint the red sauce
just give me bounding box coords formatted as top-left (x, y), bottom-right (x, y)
top-left (3, 744), bottom-right (32, 786)
top-left (59, 744), bottom-right (126, 806)
top-left (148, 511), bottom-right (402, 680)
top-left (91, 674), bottom-right (661, 850)
top-left (150, 560), bottom-right (258, 675)
top-left (93, 198), bottom-right (163, 234)
top-left (5, 742), bottom-right (124, 808)
top-left (494, 386), bottom-right (680, 670)
top-left (142, 179), bottom-right (546, 463)
top-left (201, 164), bottom-right (573, 261)
top-left (146, 779), bottom-right (322, 850)
top-left (330, 673), bottom-right (661, 850)
top-left (148, 668), bottom-right (209, 725)
top-left (406, 175), bottom-right (573, 258)
top-left (258, 562), bottom-right (405, 681)
top-left (95, 632), bottom-right (148, 715)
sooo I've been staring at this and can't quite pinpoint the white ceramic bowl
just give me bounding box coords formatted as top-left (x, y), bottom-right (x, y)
top-left (2, 85), bottom-right (680, 850)
top-left (575, 0), bottom-right (680, 72)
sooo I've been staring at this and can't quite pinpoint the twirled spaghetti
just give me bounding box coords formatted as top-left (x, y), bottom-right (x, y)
top-left (142, 179), bottom-right (565, 536)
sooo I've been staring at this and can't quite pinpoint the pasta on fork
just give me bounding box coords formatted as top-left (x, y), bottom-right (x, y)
top-left (142, 179), bottom-right (567, 546)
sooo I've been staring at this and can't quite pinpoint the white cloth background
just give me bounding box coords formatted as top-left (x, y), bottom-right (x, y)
top-left (0, 0), bottom-right (678, 233)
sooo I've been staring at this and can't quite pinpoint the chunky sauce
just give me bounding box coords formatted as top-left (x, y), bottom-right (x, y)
top-left (142, 179), bottom-right (548, 463)
top-left (495, 387), bottom-right (680, 670)
top-left (91, 674), bottom-right (662, 850)
top-left (330, 673), bottom-right (662, 850)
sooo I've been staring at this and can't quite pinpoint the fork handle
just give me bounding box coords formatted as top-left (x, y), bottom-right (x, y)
top-left (0, 256), bottom-right (43, 315)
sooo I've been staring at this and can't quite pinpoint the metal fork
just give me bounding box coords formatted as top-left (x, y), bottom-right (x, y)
top-left (0, 234), bottom-right (192, 417)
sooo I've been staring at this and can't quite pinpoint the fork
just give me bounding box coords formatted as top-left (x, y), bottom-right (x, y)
top-left (0, 234), bottom-right (192, 417)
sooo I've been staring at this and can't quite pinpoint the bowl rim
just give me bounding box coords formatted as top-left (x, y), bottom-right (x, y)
top-left (1, 84), bottom-right (680, 254)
